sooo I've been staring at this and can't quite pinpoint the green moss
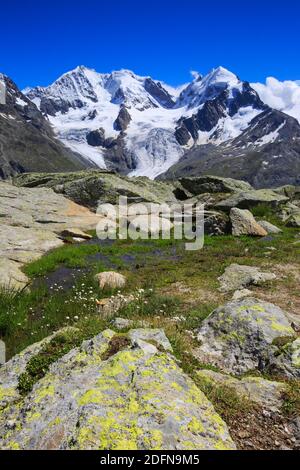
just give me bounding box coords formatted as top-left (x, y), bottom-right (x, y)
top-left (18, 330), bottom-right (84, 395)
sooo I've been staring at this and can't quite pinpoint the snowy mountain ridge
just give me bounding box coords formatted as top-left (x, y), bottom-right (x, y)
top-left (24, 66), bottom-right (300, 182)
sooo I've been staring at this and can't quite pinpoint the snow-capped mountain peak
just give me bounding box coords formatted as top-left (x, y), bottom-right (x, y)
top-left (176, 66), bottom-right (243, 109)
top-left (23, 65), bottom-right (300, 184)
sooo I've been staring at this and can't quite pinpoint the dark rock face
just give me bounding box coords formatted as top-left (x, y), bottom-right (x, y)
top-left (144, 78), bottom-right (175, 108)
top-left (41, 97), bottom-right (85, 116)
top-left (175, 84), bottom-right (266, 146)
top-left (103, 135), bottom-right (137, 173)
top-left (113, 106), bottom-right (132, 132)
top-left (175, 126), bottom-right (191, 146)
top-left (162, 106), bottom-right (300, 188)
top-left (0, 74), bottom-right (93, 178)
top-left (86, 128), bottom-right (106, 147)
top-left (232, 109), bottom-right (300, 147)
top-left (179, 99), bottom-right (227, 140)
top-left (227, 82), bottom-right (267, 117)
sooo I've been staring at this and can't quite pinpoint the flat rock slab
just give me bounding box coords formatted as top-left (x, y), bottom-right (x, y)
top-left (194, 298), bottom-right (297, 377)
top-left (217, 190), bottom-right (289, 211)
top-left (218, 263), bottom-right (276, 292)
top-left (0, 182), bottom-right (103, 288)
top-left (179, 176), bottom-right (253, 195)
top-left (197, 370), bottom-right (287, 412)
top-left (0, 328), bottom-right (235, 450)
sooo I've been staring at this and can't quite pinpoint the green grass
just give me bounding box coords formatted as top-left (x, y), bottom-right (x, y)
top-left (0, 271), bottom-right (108, 358)
top-left (1, 224), bottom-right (299, 361)
top-left (251, 203), bottom-right (277, 219)
top-left (117, 290), bottom-right (181, 319)
top-left (0, 226), bottom-right (298, 429)
top-left (194, 374), bottom-right (254, 420)
top-left (23, 243), bottom-right (103, 278)
top-left (281, 380), bottom-right (300, 417)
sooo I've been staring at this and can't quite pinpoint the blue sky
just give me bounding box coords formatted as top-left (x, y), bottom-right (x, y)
top-left (1, 0), bottom-right (300, 89)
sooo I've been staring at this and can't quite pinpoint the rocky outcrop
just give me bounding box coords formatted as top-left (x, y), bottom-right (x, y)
top-left (218, 264), bottom-right (276, 292)
top-left (174, 126), bottom-right (191, 146)
top-left (60, 228), bottom-right (92, 240)
top-left (230, 208), bottom-right (268, 236)
top-left (114, 106), bottom-right (132, 132)
top-left (197, 370), bottom-right (287, 412)
top-left (286, 214), bottom-right (300, 228)
top-left (128, 214), bottom-right (173, 237)
top-left (14, 171), bottom-right (179, 209)
top-left (268, 338), bottom-right (300, 379)
top-left (0, 328), bottom-right (235, 450)
top-left (179, 176), bottom-right (253, 195)
top-left (0, 181), bottom-right (103, 288)
top-left (86, 128), bottom-right (106, 147)
top-left (203, 211), bottom-right (230, 235)
top-left (217, 190), bottom-right (289, 211)
top-left (194, 298), bottom-right (298, 377)
top-left (144, 78), bottom-right (175, 109)
top-left (0, 327), bottom-right (79, 410)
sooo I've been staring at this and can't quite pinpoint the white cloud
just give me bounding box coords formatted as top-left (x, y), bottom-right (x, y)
top-left (251, 77), bottom-right (300, 123)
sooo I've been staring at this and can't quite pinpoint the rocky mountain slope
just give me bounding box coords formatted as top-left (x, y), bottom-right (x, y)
top-left (0, 74), bottom-right (94, 178)
top-left (24, 66), bottom-right (300, 187)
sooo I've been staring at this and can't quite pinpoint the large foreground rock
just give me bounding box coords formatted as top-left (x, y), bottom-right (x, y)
top-left (194, 298), bottom-right (298, 377)
top-left (230, 208), bottom-right (268, 236)
top-left (0, 182), bottom-right (103, 288)
top-left (0, 329), bottom-right (235, 450)
top-left (218, 264), bottom-right (276, 292)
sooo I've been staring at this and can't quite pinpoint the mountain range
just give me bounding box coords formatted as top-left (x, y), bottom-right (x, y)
top-left (0, 66), bottom-right (299, 187)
